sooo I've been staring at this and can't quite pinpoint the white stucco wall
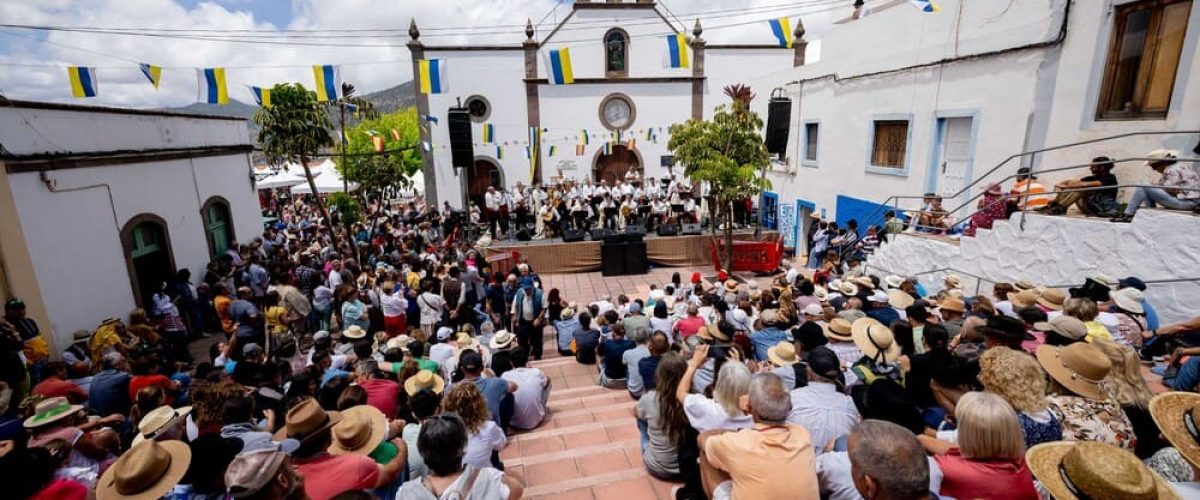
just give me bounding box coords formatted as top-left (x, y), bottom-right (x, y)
top-left (866, 210), bottom-right (1200, 324)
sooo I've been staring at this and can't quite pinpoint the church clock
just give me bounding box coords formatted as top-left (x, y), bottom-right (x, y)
top-left (599, 94), bottom-right (635, 130)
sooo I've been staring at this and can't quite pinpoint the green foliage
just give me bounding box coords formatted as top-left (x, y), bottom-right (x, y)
top-left (329, 192), bottom-right (361, 226)
top-left (339, 109), bottom-right (424, 199)
top-left (253, 83), bottom-right (333, 163)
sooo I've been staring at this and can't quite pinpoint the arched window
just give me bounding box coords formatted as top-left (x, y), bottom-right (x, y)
top-left (120, 214), bottom-right (176, 308)
top-left (201, 197), bottom-right (236, 259)
top-left (604, 28), bottom-right (629, 77)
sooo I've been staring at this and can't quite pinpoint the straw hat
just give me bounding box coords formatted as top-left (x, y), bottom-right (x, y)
top-left (723, 279), bottom-right (739, 292)
top-left (697, 324), bottom-right (731, 342)
top-left (132, 405), bottom-right (193, 446)
top-left (838, 281), bottom-right (859, 297)
top-left (342, 325), bottom-right (367, 339)
top-left (97, 440), bottom-right (192, 500)
top-left (455, 332), bottom-right (481, 352)
top-left (404, 370), bottom-right (445, 396)
top-left (329, 405), bottom-right (388, 456)
top-left (760, 309), bottom-right (781, 326)
top-left (23, 397), bottom-right (84, 429)
top-left (1033, 316), bottom-right (1088, 342)
top-left (1144, 148), bottom-right (1180, 168)
top-left (884, 275), bottom-right (904, 290)
top-left (1038, 288), bottom-right (1067, 310)
top-left (1150, 392), bottom-right (1200, 469)
top-left (71, 329), bottom-right (91, 344)
top-left (1027, 441), bottom-right (1178, 500)
top-left (825, 318), bottom-right (853, 341)
top-left (1014, 279), bottom-right (1037, 291)
top-left (489, 329), bottom-right (517, 350)
top-left (1036, 343), bottom-right (1111, 400)
top-left (273, 398), bottom-right (342, 442)
top-left (1112, 287), bottom-right (1146, 314)
top-left (813, 286), bottom-right (828, 301)
top-left (1007, 289), bottom-right (1039, 309)
top-left (385, 335), bottom-right (413, 352)
top-left (767, 341), bottom-right (800, 367)
top-left (854, 277), bottom-right (875, 290)
top-left (944, 275), bottom-right (962, 288)
top-left (560, 307), bottom-right (576, 320)
top-left (938, 297), bottom-right (966, 313)
top-left (851, 318), bottom-right (899, 363)
top-left (887, 290), bottom-right (914, 310)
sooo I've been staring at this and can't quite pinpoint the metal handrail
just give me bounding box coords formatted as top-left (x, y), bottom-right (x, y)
top-left (863, 262), bottom-right (1200, 296)
top-left (858, 130), bottom-right (1200, 230)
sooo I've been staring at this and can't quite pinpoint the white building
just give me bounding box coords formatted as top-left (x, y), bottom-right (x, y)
top-left (0, 101), bottom-right (261, 352)
top-left (746, 0), bottom-right (1199, 249)
top-left (407, 0), bottom-right (808, 208)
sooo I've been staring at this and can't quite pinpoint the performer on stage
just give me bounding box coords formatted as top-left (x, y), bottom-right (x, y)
top-left (483, 186), bottom-right (501, 237)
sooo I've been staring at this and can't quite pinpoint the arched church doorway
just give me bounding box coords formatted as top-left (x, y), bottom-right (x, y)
top-left (467, 158), bottom-right (503, 209)
top-left (120, 214), bottom-right (176, 308)
top-left (592, 145), bottom-right (642, 185)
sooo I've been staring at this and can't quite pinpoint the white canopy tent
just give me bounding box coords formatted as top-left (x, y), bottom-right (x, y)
top-left (289, 160), bottom-right (358, 194)
top-left (256, 166), bottom-right (309, 190)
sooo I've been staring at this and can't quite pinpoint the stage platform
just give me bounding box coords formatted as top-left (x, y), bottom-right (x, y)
top-left (484, 230), bottom-right (777, 274)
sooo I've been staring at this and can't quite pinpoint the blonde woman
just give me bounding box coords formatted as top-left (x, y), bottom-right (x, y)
top-left (917, 392), bottom-right (1038, 500)
top-left (1094, 339), bottom-right (1162, 459)
top-left (977, 347), bottom-right (1061, 447)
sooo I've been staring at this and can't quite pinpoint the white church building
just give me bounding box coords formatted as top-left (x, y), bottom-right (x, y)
top-left (407, 0), bottom-right (810, 208)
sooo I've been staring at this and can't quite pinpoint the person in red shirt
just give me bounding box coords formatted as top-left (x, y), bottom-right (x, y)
top-left (31, 362), bottom-right (87, 403)
top-left (674, 305), bottom-right (707, 340)
top-left (354, 360), bottom-right (401, 419)
top-left (917, 391), bottom-right (1038, 500)
top-left (128, 358), bottom-right (177, 406)
top-left (282, 399), bottom-right (405, 500)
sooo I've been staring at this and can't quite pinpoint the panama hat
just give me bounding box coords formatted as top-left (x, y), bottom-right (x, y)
top-left (329, 405), bottom-right (388, 456)
top-left (23, 397), bottom-right (83, 429)
top-left (1033, 316), bottom-right (1088, 342)
top-left (1014, 279), bottom-right (1037, 291)
top-left (97, 440), bottom-right (192, 500)
top-left (943, 275), bottom-right (962, 288)
top-left (838, 281), bottom-right (859, 297)
top-left (71, 329), bottom-right (91, 344)
top-left (938, 297), bottom-right (966, 313)
top-left (1037, 288), bottom-right (1066, 310)
top-left (385, 335), bottom-right (413, 352)
top-left (697, 324), bottom-right (731, 342)
top-left (1150, 392), bottom-right (1200, 470)
top-left (404, 370), bottom-right (445, 396)
top-left (455, 332), bottom-right (481, 353)
top-left (273, 398), bottom-right (342, 442)
top-left (851, 318), bottom-right (899, 363)
top-left (1027, 441), bottom-right (1178, 500)
top-left (854, 277), bottom-right (875, 290)
top-left (489, 329), bottom-right (517, 350)
top-left (1007, 289), bottom-right (1039, 309)
top-left (887, 290), bottom-right (914, 310)
top-left (723, 279), bottom-right (739, 292)
top-left (560, 307), bottom-right (576, 320)
top-left (1144, 148), bottom-right (1179, 168)
top-left (1112, 287), bottom-right (1146, 314)
top-left (132, 405), bottom-right (193, 446)
top-left (767, 341), bottom-right (800, 367)
top-left (1036, 343), bottom-right (1111, 400)
top-left (813, 286), bottom-right (828, 301)
top-left (825, 318), bottom-right (854, 341)
top-left (884, 275), bottom-right (905, 290)
top-left (342, 325), bottom-right (367, 339)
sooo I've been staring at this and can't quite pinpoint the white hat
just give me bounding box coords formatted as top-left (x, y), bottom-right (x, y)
top-left (1111, 287), bottom-right (1146, 314)
top-left (884, 275), bottom-right (905, 289)
top-left (868, 290), bottom-right (889, 303)
top-left (1144, 149), bottom-right (1179, 168)
top-left (436, 327), bottom-right (454, 341)
top-left (802, 304), bottom-right (824, 317)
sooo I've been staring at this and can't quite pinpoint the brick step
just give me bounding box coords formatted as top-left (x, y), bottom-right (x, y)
top-left (510, 414), bottom-right (633, 443)
top-left (522, 466), bottom-right (678, 500)
top-left (546, 389), bottom-right (631, 412)
top-left (506, 438), bottom-right (641, 467)
top-left (542, 400), bottom-right (636, 424)
top-left (545, 384), bottom-right (610, 402)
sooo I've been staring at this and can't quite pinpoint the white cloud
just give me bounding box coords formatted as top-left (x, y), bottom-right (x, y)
top-left (0, 0), bottom-right (844, 107)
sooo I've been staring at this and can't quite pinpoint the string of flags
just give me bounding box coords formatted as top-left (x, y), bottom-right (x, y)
top-left (62, 62), bottom-right (348, 105)
top-left (67, 66), bottom-right (97, 98)
top-left (417, 59), bottom-right (447, 94)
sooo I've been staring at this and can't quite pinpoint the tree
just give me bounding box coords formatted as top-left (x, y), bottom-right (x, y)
top-left (339, 108), bottom-right (423, 206)
top-left (667, 84), bottom-right (771, 273)
top-left (254, 83), bottom-right (337, 247)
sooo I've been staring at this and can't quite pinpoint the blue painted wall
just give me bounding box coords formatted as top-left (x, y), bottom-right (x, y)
top-left (835, 194), bottom-right (897, 235)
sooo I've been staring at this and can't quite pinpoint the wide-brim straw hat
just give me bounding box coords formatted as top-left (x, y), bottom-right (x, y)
top-left (838, 281), bottom-right (859, 297)
top-left (97, 440), bottom-right (192, 500)
top-left (854, 277), bottom-right (875, 290)
top-left (1036, 343), bottom-right (1111, 400)
top-left (825, 318), bottom-right (854, 341)
top-left (723, 279), bottom-right (739, 292)
top-left (938, 297), bottom-right (966, 313)
top-left (1150, 392), bottom-right (1200, 470)
top-left (329, 405), bottom-right (388, 456)
top-left (884, 275), bottom-right (905, 289)
top-left (851, 318), bottom-right (899, 363)
top-left (944, 275), bottom-right (962, 288)
top-left (813, 286), bottom-right (828, 301)
top-left (273, 398), bottom-right (343, 442)
top-left (132, 405), bottom-right (193, 447)
top-left (1144, 148), bottom-right (1179, 168)
top-left (1027, 441), bottom-right (1178, 500)
top-left (887, 290), bottom-right (914, 310)
top-left (342, 325), bottom-right (367, 339)
top-left (697, 324), bottom-right (730, 342)
top-left (404, 370), bottom-right (446, 396)
top-left (1007, 289), bottom-right (1039, 309)
top-left (767, 341), bottom-right (800, 366)
top-left (385, 335), bottom-right (413, 352)
top-left (24, 396), bottom-right (84, 429)
top-left (1038, 288), bottom-right (1066, 310)
top-left (489, 329), bottom-right (517, 350)
top-left (1112, 288), bottom-right (1146, 314)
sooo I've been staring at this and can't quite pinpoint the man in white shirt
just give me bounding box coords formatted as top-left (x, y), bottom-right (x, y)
top-left (501, 347), bottom-right (550, 430)
top-left (592, 295), bottom-right (615, 316)
top-left (428, 327), bottom-right (456, 368)
top-left (483, 186), bottom-right (501, 236)
top-left (327, 260), bottom-right (344, 289)
top-left (787, 347), bottom-right (859, 455)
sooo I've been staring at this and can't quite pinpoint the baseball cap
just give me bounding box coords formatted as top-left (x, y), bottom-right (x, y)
top-left (436, 327), bottom-right (454, 341)
top-left (459, 351), bottom-right (483, 371)
top-left (1119, 276), bottom-right (1147, 291)
top-left (225, 449), bottom-right (288, 498)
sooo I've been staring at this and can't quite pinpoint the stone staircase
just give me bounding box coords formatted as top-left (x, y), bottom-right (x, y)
top-left (500, 332), bottom-right (680, 500)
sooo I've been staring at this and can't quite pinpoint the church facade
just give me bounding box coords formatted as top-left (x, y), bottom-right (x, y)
top-left (407, 0), bottom-right (808, 208)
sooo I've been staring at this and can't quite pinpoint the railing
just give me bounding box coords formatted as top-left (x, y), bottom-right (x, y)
top-left (862, 262), bottom-right (1200, 297)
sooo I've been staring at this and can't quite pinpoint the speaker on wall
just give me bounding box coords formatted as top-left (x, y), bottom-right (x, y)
top-left (448, 108), bottom-right (474, 170)
top-left (765, 97), bottom-right (791, 155)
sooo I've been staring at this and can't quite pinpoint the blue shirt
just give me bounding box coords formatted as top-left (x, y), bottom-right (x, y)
top-left (88, 369), bottom-right (132, 417)
top-left (1143, 299), bottom-right (1160, 330)
top-left (321, 368), bottom-right (350, 387)
top-left (466, 377), bottom-right (511, 429)
top-left (600, 338), bottom-right (636, 379)
top-left (749, 327), bottom-right (790, 362)
top-left (638, 355), bottom-right (662, 391)
top-left (867, 307), bottom-right (900, 326)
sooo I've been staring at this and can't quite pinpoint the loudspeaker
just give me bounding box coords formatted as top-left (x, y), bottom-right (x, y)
top-left (590, 228), bottom-right (612, 241)
top-left (604, 233), bottom-right (627, 245)
top-left (515, 229), bottom-right (532, 241)
top-left (765, 97), bottom-right (792, 155)
top-left (448, 108), bottom-right (474, 170)
top-left (626, 224), bottom-right (646, 236)
top-left (562, 228), bottom-right (586, 243)
top-left (657, 223), bottom-right (680, 237)
top-left (625, 242), bottom-right (648, 274)
top-left (601, 244), bottom-right (625, 276)
top-left (681, 223), bottom-right (702, 235)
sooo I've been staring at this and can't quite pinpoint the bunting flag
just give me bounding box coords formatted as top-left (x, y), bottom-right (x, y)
top-left (579, 130), bottom-right (589, 145)
top-left (769, 18), bottom-right (793, 48)
top-left (546, 47), bottom-right (575, 85)
top-left (548, 145), bottom-right (557, 157)
top-left (665, 33), bottom-right (690, 69)
top-left (371, 135), bottom-right (385, 152)
top-left (602, 142), bottom-right (612, 155)
top-left (496, 145), bottom-right (504, 160)
top-left (422, 114), bottom-right (439, 125)
top-left (645, 128), bottom-right (654, 141)
top-left (67, 66), bottom-right (97, 98)
top-left (482, 123), bottom-right (496, 143)
top-left (909, 0), bottom-right (941, 12)
top-left (138, 63), bottom-right (162, 89)
top-left (249, 85), bottom-right (271, 107)
top-left (417, 59), bottom-right (448, 94)
top-left (626, 138), bottom-right (637, 150)
top-left (576, 144), bottom-right (586, 156)
top-left (313, 64), bottom-right (340, 102)
top-left (390, 128), bottom-right (401, 141)
top-left (524, 146), bottom-right (532, 159)
top-left (528, 126), bottom-right (542, 179)
top-left (197, 68), bottom-right (228, 105)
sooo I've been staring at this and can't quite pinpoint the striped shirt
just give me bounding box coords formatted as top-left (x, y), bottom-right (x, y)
top-left (1011, 179), bottom-right (1049, 208)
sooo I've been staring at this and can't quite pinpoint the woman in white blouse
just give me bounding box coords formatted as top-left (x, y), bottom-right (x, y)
top-left (676, 344), bottom-right (753, 432)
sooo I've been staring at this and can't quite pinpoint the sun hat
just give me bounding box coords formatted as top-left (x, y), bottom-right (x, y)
top-left (71, 329), bottom-right (91, 344)
top-left (436, 327), bottom-right (454, 341)
top-left (1144, 148), bottom-right (1179, 168)
top-left (854, 277), bottom-right (875, 290)
top-left (887, 290), bottom-right (914, 310)
top-left (1007, 289), bottom-right (1039, 309)
top-left (273, 398), bottom-right (343, 442)
top-left (851, 318), bottom-right (899, 363)
top-left (825, 318), bottom-right (854, 341)
top-left (838, 281), bottom-right (859, 297)
top-left (489, 329), bottom-right (517, 350)
top-left (813, 286), bottom-right (828, 301)
top-left (1033, 316), bottom-right (1088, 342)
top-left (697, 324), bottom-right (731, 342)
top-left (97, 440), bottom-right (192, 500)
top-left (342, 325), bottom-right (367, 339)
top-left (1090, 274), bottom-right (1116, 289)
top-left (225, 449), bottom-right (289, 499)
top-left (386, 335), bottom-right (413, 352)
top-left (1014, 279), bottom-right (1037, 291)
top-left (455, 333), bottom-right (481, 353)
top-left (943, 275), bottom-right (962, 288)
top-left (23, 397), bottom-right (84, 429)
top-left (883, 275), bottom-right (904, 289)
top-left (1150, 392), bottom-right (1200, 470)
top-left (1037, 288), bottom-right (1067, 310)
top-left (724, 279), bottom-right (739, 292)
top-left (1036, 343), bottom-right (1111, 400)
top-left (560, 307), bottom-right (576, 320)
top-left (404, 370), bottom-right (446, 396)
top-left (801, 304), bottom-right (824, 317)
top-left (132, 405), bottom-right (193, 446)
top-left (760, 309), bottom-right (781, 325)
top-left (329, 405), bottom-right (388, 456)
top-left (767, 341), bottom-right (800, 367)
top-left (938, 297), bottom-right (966, 313)
top-left (1112, 287), bottom-right (1146, 314)
top-left (1027, 441), bottom-right (1178, 500)
top-left (867, 290), bottom-right (889, 304)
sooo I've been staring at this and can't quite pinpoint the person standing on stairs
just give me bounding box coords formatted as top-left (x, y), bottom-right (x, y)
top-left (509, 278), bottom-right (546, 361)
